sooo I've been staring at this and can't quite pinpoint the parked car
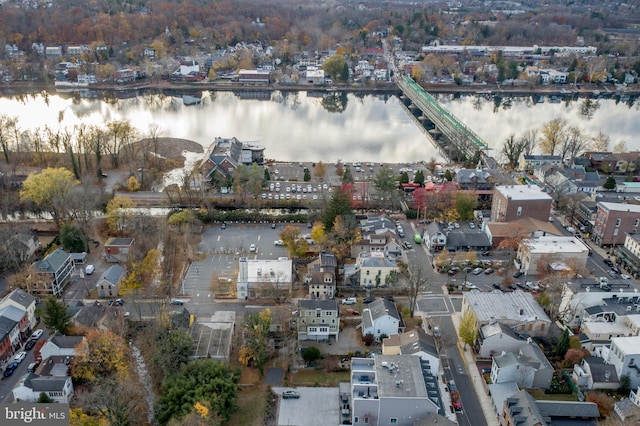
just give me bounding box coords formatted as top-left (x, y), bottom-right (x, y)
top-left (341, 297), bottom-right (357, 305)
top-left (384, 296), bottom-right (395, 302)
top-left (363, 297), bottom-right (376, 304)
top-left (170, 299), bottom-right (184, 305)
top-left (14, 351), bottom-right (27, 364)
top-left (249, 244), bottom-right (257, 253)
top-left (271, 223), bottom-right (276, 229)
top-left (85, 264), bottom-right (95, 275)
top-left (492, 283), bottom-right (502, 290)
top-left (513, 271), bottom-right (524, 278)
top-left (3, 362), bottom-right (19, 377)
top-left (282, 390), bottom-right (300, 399)
top-left (621, 274), bottom-right (631, 280)
top-left (24, 339), bottom-right (36, 350)
top-left (448, 267), bottom-right (460, 276)
top-left (604, 259), bottom-right (614, 267)
top-left (30, 329), bottom-right (43, 340)
top-left (608, 270), bottom-right (619, 278)
top-left (472, 267), bottom-right (483, 275)
top-left (484, 268), bottom-right (495, 275)
top-left (403, 241), bottom-right (413, 250)
top-left (274, 240), bottom-right (284, 246)
top-left (481, 250), bottom-right (491, 256)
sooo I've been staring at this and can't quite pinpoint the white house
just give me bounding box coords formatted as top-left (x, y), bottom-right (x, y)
top-left (0, 289), bottom-right (37, 330)
top-left (604, 336), bottom-right (640, 388)
top-left (13, 374), bottom-right (73, 403)
top-left (306, 251), bottom-right (338, 299)
top-left (572, 357), bottom-right (619, 390)
top-left (360, 299), bottom-right (404, 341)
top-left (39, 334), bottom-right (84, 360)
top-left (478, 322), bottom-right (527, 359)
top-left (490, 341), bottom-right (554, 389)
top-left (356, 252), bottom-right (398, 288)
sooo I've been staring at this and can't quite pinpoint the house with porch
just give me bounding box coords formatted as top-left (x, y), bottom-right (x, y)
top-left (296, 299), bottom-right (340, 342)
top-left (33, 248), bottom-right (73, 297)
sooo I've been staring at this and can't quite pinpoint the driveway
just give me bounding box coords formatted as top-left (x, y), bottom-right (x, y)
top-left (299, 326), bottom-right (369, 356)
top-left (273, 387), bottom-right (339, 426)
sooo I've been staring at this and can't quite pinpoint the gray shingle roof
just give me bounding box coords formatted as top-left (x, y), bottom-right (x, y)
top-left (464, 290), bottom-right (551, 324)
top-left (29, 376), bottom-right (70, 392)
top-left (7, 288), bottom-right (36, 308)
top-left (536, 400), bottom-right (600, 419)
top-left (368, 299), bottom-right (400, 321)
top-left (50, 333), bottom-right (84, 349)
top-left (298, 299), bottom-right (338, 311)
top-left (100, 264), bottom-right (125, 285)
top-left (34, 248), bottom-right (70, 273)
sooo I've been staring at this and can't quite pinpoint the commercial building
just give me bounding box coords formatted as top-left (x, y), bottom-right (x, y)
top-left (490, 185), bottom-right (552, 223)
top-left (592, 202), bottom-right (640, 246)
top-left (517, 236), bottom-right (590, 275)
top-left (236, 257), bottom-right (292, 300)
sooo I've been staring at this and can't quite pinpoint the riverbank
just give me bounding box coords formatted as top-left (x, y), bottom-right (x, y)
top-left (2, 78), bottom-right (638, 97)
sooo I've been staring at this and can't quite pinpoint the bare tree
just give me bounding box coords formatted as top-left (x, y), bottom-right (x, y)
top-left (519, 129), bottom-right (538, 156)
top-left (590, 132), bottom-right (610, 152)
top-left (404, 263), bottom-right (430, 317)
top-left (560, 126), bottom-right (589, 165)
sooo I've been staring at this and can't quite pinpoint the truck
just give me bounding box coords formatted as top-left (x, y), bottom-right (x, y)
top-left (599, 277), bottom-right (611, 292)
top-left (448, 380), bottom-right (462, 412)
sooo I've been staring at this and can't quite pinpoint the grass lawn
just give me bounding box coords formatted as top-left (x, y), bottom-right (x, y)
top-left (227, 386), bottom-right (269, 426)
top-left (290, 369), bottom-right (350, 386)
top-left (527, 388), bottom-right (579, 401)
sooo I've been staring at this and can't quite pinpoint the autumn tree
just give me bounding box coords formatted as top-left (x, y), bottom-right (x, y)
top-left (313, 161), bottom-right (327, 181)
top-left (455, 191), bottom-right (477, 221)
top-left (280, 225), bottom-right (308, 258)
top-left (232, 164), bottom-right (264, 202)
top-left (586, 392), bottom-right (614, 417)
top-left (72, 329), bottom-right (131, 381)
top-left (564, 348), bottom-right (590, 367)
top-left (20, 167), bottom-right (79, 226)
top-left (459, 310), bottom-right (477, 349)
top-left (322, 54), bottom-right (347, 82)
top-left (613, 140), bottom-right (628, 153)
top-left (374, 166), bottom-right (399, 207)
top-left (105, 196), bottom-right (135, 234)
top-left (155, 359), bottom-right (240, 424)
top-left (42, 297), bottom-right (73, 335)
top-left (0, 114), bottom-right (18, 164)
top-left (76, 376), bottom-right (147, 426)
top-left (120, 249), bottom-right (161, 295)
top-left (239, 309), bottom-right (272, 376)
top-left (326, 215), bottom-right (361, 263)
top-left (540, 118), bottom-right (567, 155)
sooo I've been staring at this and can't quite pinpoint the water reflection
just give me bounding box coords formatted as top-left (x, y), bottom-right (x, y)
top-left (0, 90), bottom-right (639, 165)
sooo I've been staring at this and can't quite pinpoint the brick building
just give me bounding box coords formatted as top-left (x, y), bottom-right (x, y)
top-left (592, 202), bottom-right (640, 246)
top-left (490, 185), bottom-right (552, 223)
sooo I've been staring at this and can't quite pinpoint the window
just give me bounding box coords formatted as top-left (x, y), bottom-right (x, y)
top-left (614, 229), bottom-right (619, 237)
top-left (366, 270), bottom-right (370, 276)
top-left (616, 218), bottom-right (622, 227)
top-left (355, 417), bottom-right (359, 423)
top-left (390, 419), bottom-right (398, 425)
top-left (516, 206), bottom-right (522, 217)
top-left (635, 219), bottom-right (639, 227)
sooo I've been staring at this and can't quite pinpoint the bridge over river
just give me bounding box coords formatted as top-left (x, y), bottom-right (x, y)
top-left (398, 75), bottom-right (499, 169)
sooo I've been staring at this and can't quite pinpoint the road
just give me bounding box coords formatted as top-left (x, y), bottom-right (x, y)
top-left (0, 330), bottom-right (48, 403)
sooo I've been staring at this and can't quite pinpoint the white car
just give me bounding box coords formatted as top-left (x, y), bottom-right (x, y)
top-left (30, 329), bottom-right (43, 340)
top-left (14, 351), bottom-right (27, 364)
top-left (341, 297), bottom-right (357, 305)
top-left (249, 244), bottom-right (257, 253)
top-left (274, 240), bottom-right (284, 246)
top-left (85, 264), bottom-right (95, 275)
top-left (463, 281), bottom-right (478, 290)
top-left (621, 274), bottom-right (631, 280)
top-left (472, 267), bottom-right (483, 275)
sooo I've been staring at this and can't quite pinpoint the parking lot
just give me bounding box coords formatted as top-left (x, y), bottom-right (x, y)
top-left (273, 387), bottom-right (340, 426)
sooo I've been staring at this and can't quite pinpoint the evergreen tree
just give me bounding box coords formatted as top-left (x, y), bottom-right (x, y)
top-left (304, 169), bottom-right (311, 181)
top-left (603, 175), bottom-right (616, 190)
top-left (322, 188), bottom-right (353, 231)
top-left (341, 165), bottom-right (354, 184)
top-left (264, 168), bottom-right (271, 182)
top-left (42, 297), bottom-right (72, 334)
top-left (554, 329), bottom-right (570, 359)
top-left (400, 172), bottom-right (409, 185)
top-left (414, 170), bottom-right (425, 186)
top-left (60, 223), bottom-right (87, 253)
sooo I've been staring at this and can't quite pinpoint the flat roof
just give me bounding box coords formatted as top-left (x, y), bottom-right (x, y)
top-left (465, 290), bottom-right (550, 324)
top-left (524, 236), bottom-right (590, 254)
top-left (611, 335), bottom-right (640, 354)
top-left (246, 258), bottom-right (292, 283)
top-left (598, 202), bottom-right (640, 213)
top-left (495, 185), bottom-right (552, 201)
top-left (375, 355), bottom-right (427, 398)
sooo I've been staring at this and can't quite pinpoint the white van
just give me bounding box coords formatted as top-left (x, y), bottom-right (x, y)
top-left (85, 264), bottom-right (95, 275)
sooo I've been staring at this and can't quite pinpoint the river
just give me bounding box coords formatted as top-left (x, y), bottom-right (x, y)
top-left (1, 89), bottom-right (638, 164)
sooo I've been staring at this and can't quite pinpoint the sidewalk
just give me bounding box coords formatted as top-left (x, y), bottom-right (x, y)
top-left (451, 312), bottom-right (499, 426)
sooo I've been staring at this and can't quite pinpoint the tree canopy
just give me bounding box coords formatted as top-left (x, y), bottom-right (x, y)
top-left (72, 329), bottom-right (131, 382)
top-left (42, 297), bottom-right (72, 335)
top-left (20, 167), bottom-right (79, 226)
top-left (155, 359), bottom-right (240, 425)
top-left (322, 187), bottom-right (354, 232)
top-left (322, 54), bottom-right (347, 81)
top-left (60, 223), bottom-right (87, 253)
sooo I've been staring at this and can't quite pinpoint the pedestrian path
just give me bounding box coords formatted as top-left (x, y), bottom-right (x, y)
top-left (451, 312), bottom-right (499, 426)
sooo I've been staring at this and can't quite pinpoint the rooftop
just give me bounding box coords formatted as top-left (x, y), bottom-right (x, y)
top-left (5, 288), bottom-right (36, 308)
top-left (375, 355), bottom-right (428, 398)
top-left (244, 258), bottom-right (293, 283)
top-left (105, 237), bottom-right (135, 246)
top-left (598, 202), bottom-right (640, 214)
top-left (524, 236), bottom-right (590, 254)
top-left (611, 335), bottom-right (640, 355)
top-left (495, 185), bottom-right (552, 201)
top-left (465, 290), bottom-right (550, 324)
top-left (298, 299), bottom-right (339, 311)
top-left (34, 248), bottom-right (70, 273)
